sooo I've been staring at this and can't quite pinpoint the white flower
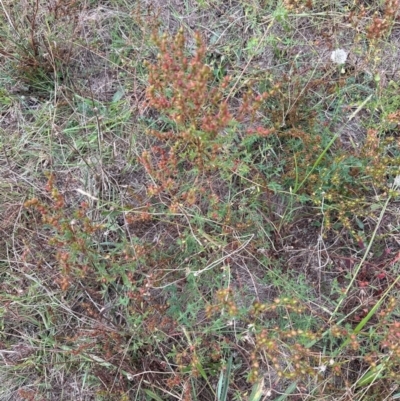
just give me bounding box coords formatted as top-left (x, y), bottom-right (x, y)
top-left (331, 49), bottom-right (348, 65)
top-left (393, 175), bottom-right (400, 189)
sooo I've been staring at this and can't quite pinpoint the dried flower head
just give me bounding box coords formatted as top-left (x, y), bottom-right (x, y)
top-left (330, 49), bottom-right (348, 65)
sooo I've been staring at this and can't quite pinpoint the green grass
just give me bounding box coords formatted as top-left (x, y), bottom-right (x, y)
top-left (1, 0), bottom-right (400, 400)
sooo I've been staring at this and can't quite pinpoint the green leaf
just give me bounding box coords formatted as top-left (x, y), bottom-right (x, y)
top-left (370, 203), bottom-right (382, 211)
top-left (355, 217), bottom-right (364, 230)
top-left (196, 361), bottom-right (208, 383)
top-left (112, 87), bottom-right (125, 103)
top-left (268, 181), bottom-right (283, 192)
top-left (144, 389), bottom-right (163, 401)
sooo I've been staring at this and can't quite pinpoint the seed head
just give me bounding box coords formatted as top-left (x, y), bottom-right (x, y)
top-left (330, 49), bottom-right (348, 65)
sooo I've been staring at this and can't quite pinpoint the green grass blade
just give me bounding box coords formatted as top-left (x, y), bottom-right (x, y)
top-left (274, 382), bottom-right (298, 401)
top-left (249, 378), bottom-right (264, 401)
top-left (217, 356), bottom-right (232, 401)
top-left (357, 363), bottom-right (385, 387)
top-left (144, 389), bottom-right (164, 401)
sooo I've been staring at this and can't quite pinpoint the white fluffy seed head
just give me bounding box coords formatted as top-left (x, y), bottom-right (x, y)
top-left (331, 49), bottom-right (348, 65)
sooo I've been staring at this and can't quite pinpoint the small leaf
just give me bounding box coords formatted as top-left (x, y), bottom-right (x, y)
top-left (355, 217), bottom-right (364, 229)
top-left (196, 361), bottom-right (208, 382)
top-left (144, 389), bottom-right (163, 401)
top-left (370, 203), bottom-right (382, 211)
top-left (112, 87), bottom-right (125, 103)
top-left (268, 181), bottom-right (283, 193)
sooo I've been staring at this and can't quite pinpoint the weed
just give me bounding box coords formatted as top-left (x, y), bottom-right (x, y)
top-left (2, 0), bottom-right (400, 400)
top-left (0, 0), bottom-right (83, 95)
